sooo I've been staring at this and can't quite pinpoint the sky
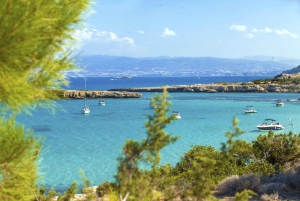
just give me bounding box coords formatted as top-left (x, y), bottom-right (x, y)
top-left (74, 0), bottom-right (300, 59)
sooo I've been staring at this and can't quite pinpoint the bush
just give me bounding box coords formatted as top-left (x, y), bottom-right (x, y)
top-left (96, 181), bottom-right (115, 198)
top-left (216, 174), bottom-right (260, 195)
top-left (252, 131), bottom-right (300, 166)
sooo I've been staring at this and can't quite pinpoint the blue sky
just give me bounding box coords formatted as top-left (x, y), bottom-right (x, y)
top-left (74, 0), bottom-right (300, 59)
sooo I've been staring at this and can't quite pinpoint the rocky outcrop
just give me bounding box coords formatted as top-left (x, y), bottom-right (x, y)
top-left (108, 83), bottom-right (300, 93)
top-left (63, 90), bottom-right (142, 99)
top-left (275, 73), bottom-right (300, 79)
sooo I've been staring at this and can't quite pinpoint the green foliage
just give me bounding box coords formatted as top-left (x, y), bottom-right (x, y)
top-left (244, 161), bottom-right (276, 176)
top-left (61, 182), bottom-right (78, 201)
top-left (233, 189), bottom-right (256, 201)
top-left (115, 88), bottom-right (179, 201)
top-left (221, 117), bottom-right (246, 161)
top-left (182, 154), bottom-right (217, 200)
top-left (215, 82), bottom-right (230, 85)
top-left (0, 0), bottom-right (91, 200)
top-left (79, 169), bottom-right (95, 201)
top-left (171, 145), bottom-right (221, 176)
top-left (165, 118), bottom-right (251, 200)
top-left (32, 185), bottom-right (57, 201)
top-left (252, 77), bottom-right (300, 85)
top-left (96, 181), bottom-right (116, 198)
top-left (105, 97), bottom-right (300, 200)
top-left (0, 117), bottom-right (42, 201)
top-left (48, 89), bottom-right (67, 99)
top-left (252, 131), bottom-right (300, 166)
top-left (0, 0), bottom-right (91, 114)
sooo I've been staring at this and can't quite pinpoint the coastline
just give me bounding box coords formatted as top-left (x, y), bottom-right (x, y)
top-left (53, 82), bottom-right (300, 100)
top-left (108, 83), bottom-right (300, 93)
top-left (53, 90), bottom-right (142, 99)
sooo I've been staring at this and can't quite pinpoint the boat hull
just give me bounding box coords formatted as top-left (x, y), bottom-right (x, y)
top-left (245, 110), bottom-right (257, 113)
top-left (257, 125), bottom-right (283, 131)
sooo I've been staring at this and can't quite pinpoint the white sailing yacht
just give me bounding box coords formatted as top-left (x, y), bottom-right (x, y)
top-left (81, 78), bottom-right (90, 114)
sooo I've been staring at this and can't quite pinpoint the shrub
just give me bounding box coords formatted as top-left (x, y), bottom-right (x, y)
top-left (252, 131), bottom-right (300, 166)
top-left (216, 175), bottom-right (239, 195)
top-left (96, 181), bottom-right (116, 198)
top-left (216, 174), bottom-right (260, 195)
top-left (258, 182), bottom-right (284, 195)
top-left (61, 182), bottom-right (78, 201)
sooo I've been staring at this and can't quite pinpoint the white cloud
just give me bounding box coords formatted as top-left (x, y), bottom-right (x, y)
top-left (71, 28), bottom-right (140, 56)
top-left (252, 27), bottom-right (272, 33)
top-left (275, 29), bottom-right (298, 38)
top-left (162, 28), bottom-right (176, 37)
top-left (245, 33), bottom-right (254, 38)
top-left (289, 33), bottom-right (298, 38)
top-left (74, 28), bottom-right (135, 45)
top-left (124, 37), bottom-right (134, 45)
top-left (138, 30), bottom-right (144, 34)
top-left (234, 26), bottom-right (298, 39)
top-left (230, 24), bottom-right (247, 31)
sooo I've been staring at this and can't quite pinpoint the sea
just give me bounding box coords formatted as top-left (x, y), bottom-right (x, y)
top-left (16, 76), bottom-right (300, 192)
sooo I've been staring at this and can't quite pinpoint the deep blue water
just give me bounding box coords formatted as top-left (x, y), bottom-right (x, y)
top-left (17, 76), bottom-right (300, 193)
top-left (64, 76), bottom-right (272, 90)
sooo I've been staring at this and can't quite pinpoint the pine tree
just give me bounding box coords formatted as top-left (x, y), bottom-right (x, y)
top-left (115, 88), bottom-right (179, 201)
top-left (0, 0), bottom-right (91, 200)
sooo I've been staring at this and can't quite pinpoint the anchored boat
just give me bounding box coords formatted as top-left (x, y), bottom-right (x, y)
top-left (257, 119), bottom-right (283, 131)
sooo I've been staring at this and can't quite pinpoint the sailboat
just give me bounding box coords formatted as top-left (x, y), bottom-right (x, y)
top-left (81, 78), bottom-right (90, 114)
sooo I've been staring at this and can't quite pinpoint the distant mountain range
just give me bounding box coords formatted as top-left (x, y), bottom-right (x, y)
top-left (71, 55), bottom-right (300, 77)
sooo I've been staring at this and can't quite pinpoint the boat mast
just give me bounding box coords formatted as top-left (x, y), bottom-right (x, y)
top-left (84, 78), bottom-right (87, 106)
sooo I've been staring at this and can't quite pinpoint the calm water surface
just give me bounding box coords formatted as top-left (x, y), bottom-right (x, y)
top-left (17, 76), bottom-right (300, 192)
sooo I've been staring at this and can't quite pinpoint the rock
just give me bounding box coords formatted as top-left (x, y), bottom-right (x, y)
top-left (62, 90), bottom-right (142, 99)
top-left (108, 83), bottom-right (300, 93)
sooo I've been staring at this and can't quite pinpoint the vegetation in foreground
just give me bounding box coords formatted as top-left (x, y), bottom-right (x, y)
top-left (0, 0), bottom-right (91, 200)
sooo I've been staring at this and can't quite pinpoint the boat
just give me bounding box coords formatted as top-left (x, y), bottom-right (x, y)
top-left (149, 101), bottom-right (157, 109)
top-left (114, 75), bottom-right (132, 79)
top-left (98, 99), bottom-right (105, 106)
top-left (172, 111), bottom-right (181, 119)
top-left (256, 119), bottom-right (284, 131)
top-left (244, 106), bottom-right (257, 114)
top-left (276, 100), bottom-right (284, 106)
top-left (81, 78), bottom-right (90, 114)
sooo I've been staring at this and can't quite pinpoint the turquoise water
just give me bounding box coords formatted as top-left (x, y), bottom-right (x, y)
top-left (17, 91), bottom-right (300, 192)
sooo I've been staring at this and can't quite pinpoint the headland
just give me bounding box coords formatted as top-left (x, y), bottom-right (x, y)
top-left (108, 83), bottom-right (300, 93)
top-left (58, 90), bottom-right (142, 99)
top-left (108, 73), bottom-right (300, 93)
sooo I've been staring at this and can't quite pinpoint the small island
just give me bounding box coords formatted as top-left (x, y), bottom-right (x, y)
top-left (51, 73), bottom-right (300, 100)
top-left (50, 90), bottom-right (142, 99)
top-left (108, 73), bottom-right (300, 93)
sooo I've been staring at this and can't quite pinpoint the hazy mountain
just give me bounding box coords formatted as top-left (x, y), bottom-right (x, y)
top-left (240, 55), bottom-right (300, 66)
top-left (72, 55), bottom-right (296, 77)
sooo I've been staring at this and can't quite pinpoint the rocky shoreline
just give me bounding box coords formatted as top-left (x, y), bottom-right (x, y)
top-left (58, 81), bottom-right (300, 100)
top-left (62, 90), bottom-right (142, 99)
top-left (108, 83), bottom-right (300, 93)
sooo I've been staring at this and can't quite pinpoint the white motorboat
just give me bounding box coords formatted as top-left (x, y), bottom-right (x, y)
top-left (98, 99), bottom-right (105, 106)
top-left (81, 78), bottom-right (90, 114)
top-left (276, 100), bottom-right (284, 107)
top-left (172, 111), bottom-right (181, 119)
top-left (257, 119), bottom-right (284, 131)
top-left (244, 106), bottom-right (257, 114)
